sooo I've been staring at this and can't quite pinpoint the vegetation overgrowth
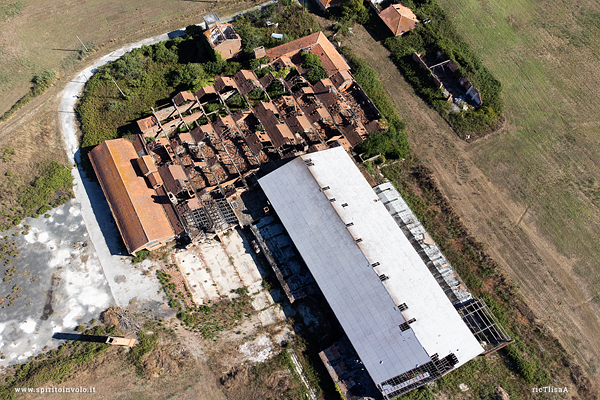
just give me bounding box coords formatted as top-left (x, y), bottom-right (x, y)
top-left (0, 160), bottom-right (73, 230)
top-left (345, 52), bottom-right (409, 160)
top-left (74, 2), bottom-right (588, 398)
top-left (336, 0), bottom-right (503, 137)
top-left (382, 160), bottom-right (589, 398)
top-left (383, 0), bottom-right (503, 136)
top-left (232, 0), bottom-right (320, 56)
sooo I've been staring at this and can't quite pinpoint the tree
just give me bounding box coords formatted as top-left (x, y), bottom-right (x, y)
top-left (341, 0), bottom-right (368, 23)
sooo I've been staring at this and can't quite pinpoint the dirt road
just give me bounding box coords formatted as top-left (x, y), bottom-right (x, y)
top-left (343, 25), bottom-right (600, 379)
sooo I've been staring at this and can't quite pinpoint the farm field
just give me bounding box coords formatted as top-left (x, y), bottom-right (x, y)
top-left (0, 0), bottom-right (262, 115)
top-left (342, 0), bottom-right (600, 382)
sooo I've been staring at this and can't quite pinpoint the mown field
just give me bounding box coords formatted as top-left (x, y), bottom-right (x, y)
top-left (0, 0), bottom-right (263, 115)
top-left (439, 0), bottom-right (600, 373)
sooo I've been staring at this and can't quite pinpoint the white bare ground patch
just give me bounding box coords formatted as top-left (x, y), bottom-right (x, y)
top-left (239, 334), bottom-right (273, 363)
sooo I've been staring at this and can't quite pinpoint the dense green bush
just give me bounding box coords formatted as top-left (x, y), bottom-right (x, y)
top-left (17, 161), bottom-right (73, 217)
top-left (300, 52), bottom-right (329, 84)
top-left (233, 1), bottom-right (319, 58)
top-left (346, 53), bottom-right (410, 159)
top-left (0, 70), bottom-right (57, 122)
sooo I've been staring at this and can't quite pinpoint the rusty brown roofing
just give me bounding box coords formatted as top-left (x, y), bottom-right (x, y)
top-left (214, 76), bottom-right (238, 93)
top-left (137, 155), bottom-right (157, 176)
top-left (265, 32), bottom-right (350, 74)
top-left (159, 164), bottom-right (187, 195)
top-left (195, 85), bottom-right (216, 100)
top-left (254, 102), bottom-right (290, 148)
top-left (190, 126), bottom-right (205, 143)
top-left (379, 4), bottom-right (419, 36)
top-left (245, 132), bottom-right (264, 154)
top-left (330, 70), bottom-right (353, 91)
top-left (233, 70), bottom-right (261, 96)
top-left (147, 171), bottom-right (163, 188)
top-left (89, 139), bottom-right (175, 254)
top-left (137, 115), bottom-right (158, 133)
top-left (173, 91), bottom-right (196, 106)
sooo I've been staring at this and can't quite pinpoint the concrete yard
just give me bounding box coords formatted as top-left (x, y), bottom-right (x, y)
top-left (174, 228), bottom-right (267, 304)
top-left (172, 228), bottom-right (287, 329)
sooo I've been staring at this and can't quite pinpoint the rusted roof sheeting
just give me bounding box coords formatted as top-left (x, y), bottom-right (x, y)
top-left (89, 139), bottom-right (175, 254)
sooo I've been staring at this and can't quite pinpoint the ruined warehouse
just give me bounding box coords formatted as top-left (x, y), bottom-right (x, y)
top-left (259, 147), bottom-right (510, 398)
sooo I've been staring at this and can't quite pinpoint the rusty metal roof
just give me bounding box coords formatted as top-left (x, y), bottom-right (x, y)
top-left (89, 139), bottom-right (176, 254)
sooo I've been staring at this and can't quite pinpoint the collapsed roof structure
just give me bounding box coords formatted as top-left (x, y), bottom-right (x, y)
top-left (204, 23), bottom-right (242, 60)
top-left (92, 32), bottom-right (382, 252)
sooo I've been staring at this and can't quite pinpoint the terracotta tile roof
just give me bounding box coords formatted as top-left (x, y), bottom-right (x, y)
top-left (137, 115), bottom-right (158, 133)
top-left (254, 46), bottom-right (267, 58)
top-left (147, 171), bottom-right (163, 188)
top-left (195, 85), bottom-right (216, 100)
top-left (159, 164), bottom-right (188, 195)
top-left (379, 4), bottom-right (419, 36)
top-left (173, 91), bottom-right (196, 106)
top-left (265, 32), bottom-right (349, 75)
top-left (89, 139), bottom-right (175, 254)
top-left (179, 131), bottom-right (194, 144)
top-left (214, 76), bottom-right (238, 93)
top-left (330, 70), bottom-right (353, 91)
top-left (137, 155), bottom-right (157, 176)
top-left (314, 0), bottom-right (341, 10)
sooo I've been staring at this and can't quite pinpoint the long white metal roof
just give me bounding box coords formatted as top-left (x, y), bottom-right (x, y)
top-left (259, 146), bottom-right (483, 387)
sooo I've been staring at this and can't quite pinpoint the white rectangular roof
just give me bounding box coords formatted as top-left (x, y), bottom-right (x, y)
top-left (259, 146), bottom-right (483, 387)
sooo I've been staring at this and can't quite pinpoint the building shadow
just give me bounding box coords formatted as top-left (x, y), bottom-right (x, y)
top-left (52, 332), bottom-right (107, 343)
top-left (74, 148), bottom-right (128, 256)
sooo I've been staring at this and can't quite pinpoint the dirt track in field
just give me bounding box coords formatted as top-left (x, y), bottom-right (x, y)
top-left (342, 25), bottom-right (600, 381)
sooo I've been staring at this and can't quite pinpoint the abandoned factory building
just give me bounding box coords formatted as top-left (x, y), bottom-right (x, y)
top-left (258, 147), bottom-right (510, 398)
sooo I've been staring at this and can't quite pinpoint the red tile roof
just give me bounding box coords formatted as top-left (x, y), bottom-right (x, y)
top-left (173, 91), bottom-right (196, 106)
top-left (379, 4), bottom-right (419, 36)
top-left (265, 32), bottom-right (350, 75)
top-left (89, 139), bottom-right (176, 254)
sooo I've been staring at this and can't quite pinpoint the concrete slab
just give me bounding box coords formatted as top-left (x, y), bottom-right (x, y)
top-left (174, 250), bottom-right (219, 304)
top-left (221, 229), bottom-right (264, 289)
top-left (258, 309), bottom-right (279, 326)
top-left (197, 240), bottom-right (243, 299)
top-left (251, 291), bottom-right (274, 311)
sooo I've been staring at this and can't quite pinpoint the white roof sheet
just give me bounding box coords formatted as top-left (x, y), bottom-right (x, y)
top-left (259, 147), bottom-right (483, 385)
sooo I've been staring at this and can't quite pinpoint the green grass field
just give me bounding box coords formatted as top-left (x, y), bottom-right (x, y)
top-left (439, 0), bottom-right (600, 298)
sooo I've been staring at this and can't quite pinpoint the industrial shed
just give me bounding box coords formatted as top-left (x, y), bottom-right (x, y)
top-left (89, 139), bottom-right (176, 255)
top-left (259, 147), bottom-right (484, 398)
